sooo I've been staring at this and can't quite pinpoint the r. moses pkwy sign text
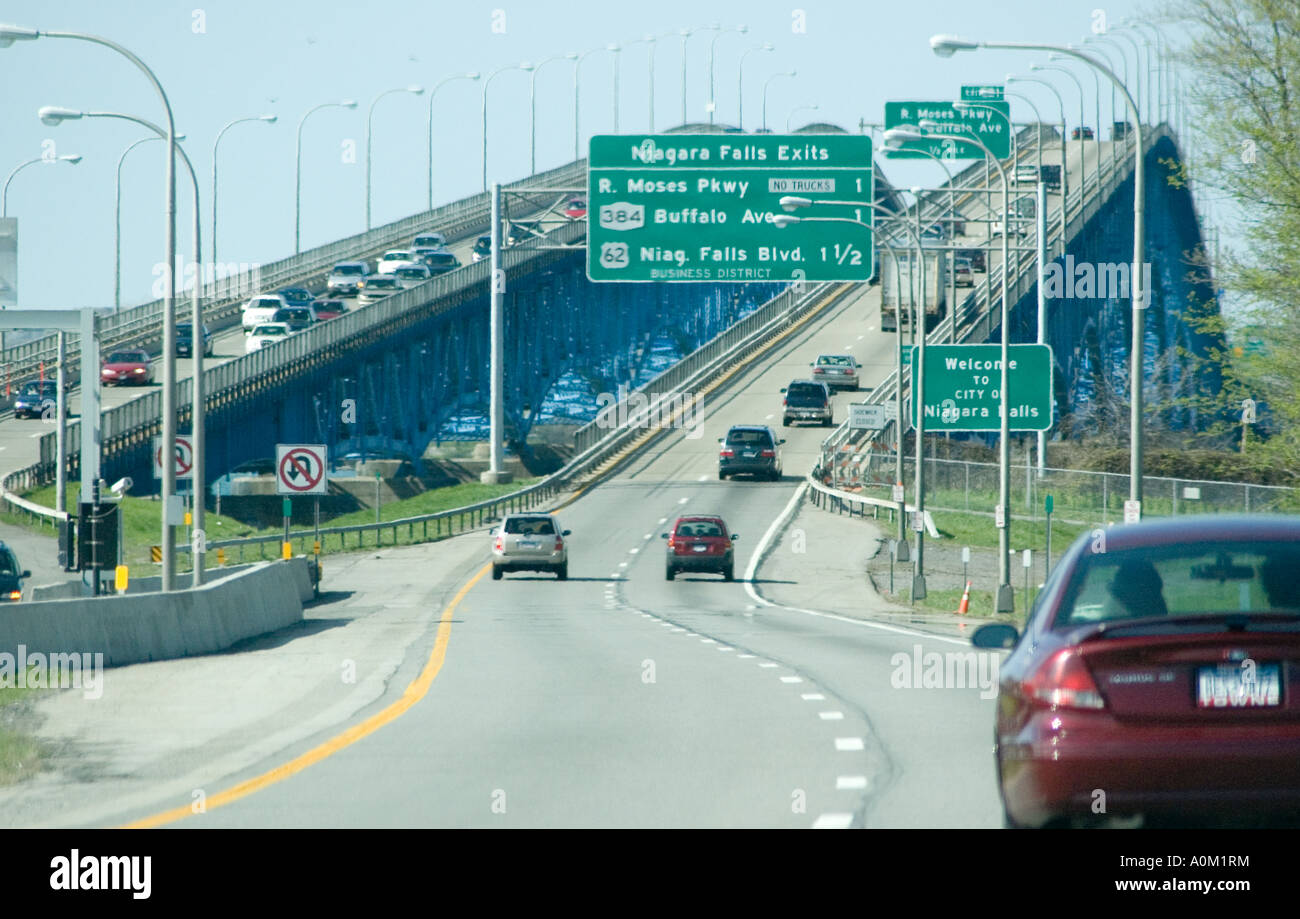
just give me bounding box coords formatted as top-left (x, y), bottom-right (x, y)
top-left (586, 134), bottom-right (873, 283)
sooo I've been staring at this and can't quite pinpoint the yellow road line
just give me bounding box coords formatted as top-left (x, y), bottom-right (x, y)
top-left (122, 564), bottom-right (489, 828)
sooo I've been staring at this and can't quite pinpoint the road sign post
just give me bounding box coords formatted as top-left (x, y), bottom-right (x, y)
top-left (587, 134), bottom-right (874, 283)
top-left (1045, 494), bottom-right (1054, 574)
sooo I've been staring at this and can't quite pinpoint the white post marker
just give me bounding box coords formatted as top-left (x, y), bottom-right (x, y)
top-left (892, 483), bottom-right (906, 504)
top-left (1123, 499), bottom-right (1141, 524)
top-left (995, 503), bottom-right (1005, 529)
top-left (276, 444), bottom-right (330, 495)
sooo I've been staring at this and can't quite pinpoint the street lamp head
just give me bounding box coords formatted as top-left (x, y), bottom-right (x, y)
top-left (772, 214), bottom-right (799, 228)
top-left (1005, 73), bottom-right (1018, 82)
top-left (779, 195), bottom-right (811, 211)
top-left (883, 127), bottom-right (922, 147)
top-left (918, 119), bottom-right (943, 131)
top-left (607, 43), bottom-right (620, 52)
top-left (0, 24), bottom-right (39, 48)
top-left (737, 25), bottom-right (749, 33)
top-left (952, 100), bottom-right (971, 110)
top-left (38, 105), bottom-right (82, 126)
top-left (562, 54), bottom-right (577, 62)
top-left (58, 154), bottom-right (82, 164)
top-left (930, 34), bottom-right (979, 57)
top-left (407, 85), bottom-right (425, 94)
top-left (518, 61), bottom-right (535, 72)
top-left (341, 99), bottom-right (358, 108)
top-left (260, 114), bottom-right (278, 123)
top-left (466, 71), bottom-right (482, 79)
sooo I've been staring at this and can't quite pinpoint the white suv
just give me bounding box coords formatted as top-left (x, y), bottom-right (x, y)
top-left (242, 294), bottom-right (288, 331)
top-left (377, 249), bottom-right (416, 274)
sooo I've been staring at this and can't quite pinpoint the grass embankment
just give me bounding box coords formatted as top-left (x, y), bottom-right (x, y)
top-left (0, 681), bottom-right (43, 785)
top-left (3, 478), bottom-right (540, 571)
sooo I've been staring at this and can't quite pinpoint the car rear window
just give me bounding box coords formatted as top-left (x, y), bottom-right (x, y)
top-left (1056, 542), bottom-right (1300, 627)
top-left (726, 429), bottom-right (772, 446)
top-left (396, 267), bottom-right (427, 278)
top-left (426, 254), bottom-right (457, 265)
top-left (676, 520), bottom-right (723, 538)
top-left (504, 517), bottom-right (555, 535)
top-left (786, 383), bottom-right (827, 403)
top-left (818, 356), bottom-right (852, 366)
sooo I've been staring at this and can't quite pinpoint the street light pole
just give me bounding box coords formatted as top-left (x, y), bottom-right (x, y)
top-left (761, 70), bottom-right (796, 133)
top-left (786, 104), bottom-right (818, 132)
top-left (2, 154), bottom-right (81, 217)
top-left (529, 57), bottom-right (572, 177)
top-left (368, 85), bottom-right (424, 228)
top-left (296, 100), bottom-right (356, 253)
top-left (116, 136), bottom-right (175, 311)
top-left (932, 34), bottom-right (1148, 519)
top-left (574, 48), bottom-right (609, 160)
top-left (428, 72), bottom-right (479, 209)
top-left (737, 43), bottom-right (773, 131)
top-left (482, 64), bottom-right (531, 191)
top-left (681, 25), bottom-right (720, 125)
top-left (4, 25), bottom-right (180, 589)
top-left (707, 25), bottom-right (747, 125)
top-left (211, 114), bottom-right (275, 269)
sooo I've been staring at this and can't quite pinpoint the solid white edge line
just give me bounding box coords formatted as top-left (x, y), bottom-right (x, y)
top-left (742, 480), bottom-right (971, 648)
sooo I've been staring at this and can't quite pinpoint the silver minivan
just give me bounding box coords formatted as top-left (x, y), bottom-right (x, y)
top-left (490, 514), bottom-right (570, 580)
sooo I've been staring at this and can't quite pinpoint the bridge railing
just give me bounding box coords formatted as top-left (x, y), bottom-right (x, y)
top-left (0, 158), bottom-right (588, 392)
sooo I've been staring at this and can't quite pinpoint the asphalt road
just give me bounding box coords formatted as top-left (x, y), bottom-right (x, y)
top-left (82, 278), bottom-right (1003, 829)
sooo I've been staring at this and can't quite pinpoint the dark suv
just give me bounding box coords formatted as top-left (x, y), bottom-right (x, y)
top-left (12, 380), bottom-right (59, 419)
top-left (662, 516), bottom-right (738, 581)
top-left (781, 379), bottom-right (833, 427)
top-left (718, 425), bottom-right (783, 481)
top-left (0, 542), bottom-right (31, 602)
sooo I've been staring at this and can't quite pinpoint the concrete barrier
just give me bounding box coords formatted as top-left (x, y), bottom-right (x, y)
top-left (0, 559), bottom-right (309, 667)
top-left (29, 559), bottom-right (316, 604)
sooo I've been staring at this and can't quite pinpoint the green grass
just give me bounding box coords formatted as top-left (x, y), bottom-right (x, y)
top-left (887, 586), bottom-right (1032, 628)
top-left (0, 673), bottom-right (45, 786)
top-left (929, 508), bottom-right (1093, 553)
top-left (4, 477), bottom-right (542, 571)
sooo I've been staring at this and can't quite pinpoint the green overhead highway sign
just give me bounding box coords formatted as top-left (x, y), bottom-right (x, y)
top-left (908, 343), bottom-right (1054, 432)
top-left (586, 134), bottom-right (873, 283)
top-left (883, 100), bottom-right (1011, 160)
top-left (961, 85), bottom-right (1004, 101)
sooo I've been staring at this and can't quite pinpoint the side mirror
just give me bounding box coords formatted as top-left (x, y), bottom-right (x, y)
top-left (730, 534), bottom-right (740, 541)
top-left (562, 530), bottom-right (571, 536)
top-left (20, 570), bottom-right (31, 579)
top-left (971, 623), bottom-right (1019, 650)
top-left (660, 533), bottom-right (669, 539)
top-left (717, 437), bottom-right (724, 444)
top-left (778, 438), bottom-right (786, 445)
top-left (779, 387), bottom-right (787, 393)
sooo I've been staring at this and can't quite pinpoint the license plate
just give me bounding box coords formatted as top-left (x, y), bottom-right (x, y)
top-left (1196, 663), bottom-right (1281, 708)
top-left (518, 540), bottom-right (540, 549)
top-left (743, 451), bottom-right (757, 458)
top-left (692, 545), bottom-right (708, 553)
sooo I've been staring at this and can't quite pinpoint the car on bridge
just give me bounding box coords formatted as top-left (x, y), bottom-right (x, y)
top-left (278, 286), bottom-right (315, 309)
top-left (272, 306), bottom-right (316, 332)
top-left (811, 354), bottom-right (861, 391)
top-left (718, 425), bottom-right (783, 481)
top-left (242, 293), bottom-right (289, 331)
top-left (176, 322), bottom-right (214, 358)
top-left (0, 542), bottom-right (31, 602)
top-left (357, 274), bottom-right (401, 306)
top-left (663, 516), bottom-right (738, 581)
top-left (411, 232), bottom-right (446, 249)
top-left (781, 379), bottom-right (833, 427)
top-left (563, 197), bottom-right (587, 219)
top-left (310, 298), bottom-right (349, 320)
top-left (245, 322), bottom-right (291, 353)
top-left (471, 234), bottom-right (492, 262)
top-left (417, 246), bottom-right (460, 275)
top-left (507, 220), bottom-right (541, 244)
top-left (326, 261), bottom-right (369, 296)
top-left (954, 257), bottom-right (975, 287)
top-left (490, 514), bottom-right (570, 580)
top-left (377, 249), bottom-right (417, 274)
top-left (394, 263), bottom-right (433, 289)
top-left (100, 349), bottom-right (154, 386)
top-left (973, 515), bottom-right (1300, 829)
top-left (1071, 126), bottom-right (1095, 140)
top-left (955, 247), bottom-right (986, 273)
top-left (11, 380), bottom-right (62, 419)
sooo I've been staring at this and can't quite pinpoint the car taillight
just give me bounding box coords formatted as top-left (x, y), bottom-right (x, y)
top-left (760, 449), bottom-right (775, 457)
top-left (667, 536), bottom-right (676, 549)
top-left (782, 398), bottom-right (788, 406)
top-left (554, 537), bottom-right (564, 551)
top-left (7, 591), bottom-right (20, 601)
top-left (719, 448), bottom-right (734, 458)
top-left (494, 536), bottom-right (503, 551)
top-left (813, 367), bottom-right (824, 373)
top-left (1023, 649), bottom-right (1106, 711)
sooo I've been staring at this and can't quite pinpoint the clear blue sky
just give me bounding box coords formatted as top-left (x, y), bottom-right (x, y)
top-left (1, 0), bottom-right (1176, 310)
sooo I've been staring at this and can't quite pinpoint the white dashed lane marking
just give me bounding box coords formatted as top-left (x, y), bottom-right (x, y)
top-left (801, 693), bottom-right (825, 701)
top-left (819, 711), bottom-right (844, 720)
top-left (835, 738), bottom-right (865, 752)
top-left (813, 813), bottom-right (854, 829)
top-left (837, 776), bottom-right (869, 790)
top-left (780, 676), bottom-right (803, 684)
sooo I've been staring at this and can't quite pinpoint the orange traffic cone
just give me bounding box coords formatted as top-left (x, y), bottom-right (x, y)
top-left (957, 581), bottom-right (971, 615)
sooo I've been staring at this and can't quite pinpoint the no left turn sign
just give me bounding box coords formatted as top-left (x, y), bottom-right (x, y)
top-left (276, 444), bottom-right (328, 495)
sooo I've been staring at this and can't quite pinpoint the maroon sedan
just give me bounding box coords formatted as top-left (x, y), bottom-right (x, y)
top-left (100, 349), bottom-right (154, 386)
top-left (663, 515), bottom-right (738, 581)
top-left (974, 515), bottom-right (1300, 828)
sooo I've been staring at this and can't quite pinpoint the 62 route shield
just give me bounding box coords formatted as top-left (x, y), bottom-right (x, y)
top-left (587, 134), bottom-right (873, 283)
top-left (276, 444), bottom-right (328, 495)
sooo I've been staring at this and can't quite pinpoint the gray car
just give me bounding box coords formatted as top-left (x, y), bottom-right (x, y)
top-left (491, 513), bottom-right (570, 580)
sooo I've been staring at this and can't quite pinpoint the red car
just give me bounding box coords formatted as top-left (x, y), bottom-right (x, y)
top-left (974, 515), bottom-right (1300, 828)
top-left (100, 348), bottom-right (154, 386)
top-left (662, 515), bottom-right (738, 581)
top-left (310, 298), bottom-right (348, 321)
top-left (563, 196), bottom-right (587, 219)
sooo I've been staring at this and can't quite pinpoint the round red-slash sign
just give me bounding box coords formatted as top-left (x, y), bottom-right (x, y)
top-left (279, 448), bottom-right (324, 492)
